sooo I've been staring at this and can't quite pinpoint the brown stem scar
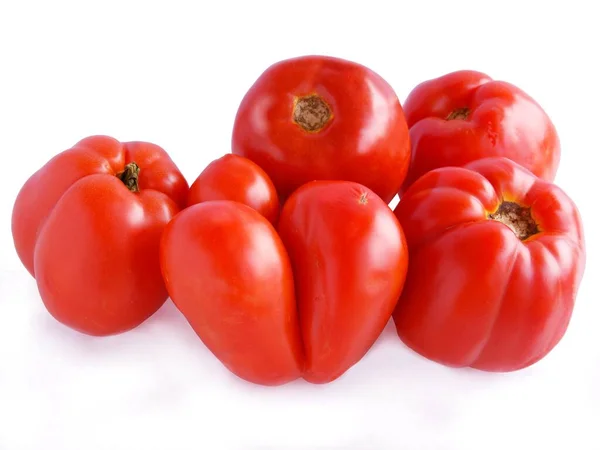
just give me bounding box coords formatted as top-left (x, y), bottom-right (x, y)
top-left (359, 192), bottom-right (368, 205)
top-left (293, 94), bottom-right (332, 132)
top-left (117, 162), bottom-right (141, 192)
top-left (446, 107), bottom-right (470, 120)
top-left (488, 201), bottom-right (539, 240)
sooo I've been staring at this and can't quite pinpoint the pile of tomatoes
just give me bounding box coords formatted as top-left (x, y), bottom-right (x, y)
top-left (11, 56), bottom-right (586, 386)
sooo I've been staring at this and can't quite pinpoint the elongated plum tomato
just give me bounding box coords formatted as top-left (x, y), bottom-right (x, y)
top-left (400, 70), bottom-right (560, 193)
top-left (187, 154), bottom-right (280, 225)
top-left (392, 157), bottom-right (585, 371)
top-left (160, 201), bottom-right (303, 386)
top-left (11, 135), bottom-right (188, 336)
top-left (278, 180), bottom-right (409, 383)
top-left (232, 55), bottom-right (411, 204)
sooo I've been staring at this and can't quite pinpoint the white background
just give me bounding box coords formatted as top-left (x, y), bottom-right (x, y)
top-left (1, 1), bottom-right (599, 449)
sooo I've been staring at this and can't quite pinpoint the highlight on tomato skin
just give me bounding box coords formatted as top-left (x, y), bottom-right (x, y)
top-left (399, 69), bottom-right (560, 195)
top-left (392, 157), bottom-right (585, 372)
top-left (11, 135), bottom-right (189, 336)
top-left (231, 54), bottom-right (411, 204)
top-left (186, 153), bottom-right (280, 225)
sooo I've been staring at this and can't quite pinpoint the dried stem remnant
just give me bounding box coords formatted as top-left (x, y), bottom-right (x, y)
top-left (293, 95), bottom-right (332, 132)
top-left (489, 201), bottom-right (539, 240)
top-left (117, 162), bottom-right (141, 192)
top-left (446, 107), bottom-right (470, 121)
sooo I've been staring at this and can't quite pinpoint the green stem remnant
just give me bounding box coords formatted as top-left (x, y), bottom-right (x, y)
top-left (117, 162), bottom-right (141, 192)
top-left (488, 201), bottom-right (539, 241)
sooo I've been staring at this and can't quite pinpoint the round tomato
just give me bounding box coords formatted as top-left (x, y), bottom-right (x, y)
top-left (392, 157), bottom-right (585, 371)
top-left (400, 70), bottom-right (560, 193)
top-left (278, 180), bottom-right (409, 383)
top-left (12, 135), bottom-right (188, 335)
top-left (187, 153), bottom-right (280, 225)
top-left (232, 55), bottom-right (411, 204)
top-left (160, 201), bottom-right (304, 386)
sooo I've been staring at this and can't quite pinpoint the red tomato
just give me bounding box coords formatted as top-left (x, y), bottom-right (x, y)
top-left (160, 201), bottom-right (303, 386)
top-left (392, 157), bottom-right (585, 371)
top-left (232, 55), bottom-right (411, 204)
top-left (400, 70), bottom-right (560, 193)
top-left (187, 154), bottom-right (280, 225)
top-left (12, 135), bottom-right (188, 335)
top-left (278, 181), bottom-right (409, 383)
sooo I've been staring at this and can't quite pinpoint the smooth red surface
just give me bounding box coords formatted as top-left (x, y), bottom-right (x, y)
top-left (187, 154), bottom-right (280, 225)
top-left (278, 181), bottom-right (409, 383)
top-left (400, 70), bottom-right (560, 193)
top-left (232, 55), bottom-right (411, 204)
top-left (393, 157), bottom-right (585, 371)
top-left (160, 201), bottom-right (304, 386)
top-left (12, 135), bottom-right (188, 335)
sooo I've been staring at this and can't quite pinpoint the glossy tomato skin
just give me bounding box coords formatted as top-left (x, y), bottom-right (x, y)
top-left (278, 181), bottom-right (408, 383)
top-left (187, 154), bottom-right (280, 225)
top-left (400, 70), bottom-right (560, 194)
top-left (160, 201), bottom-right (303, 386)
top-left (34, 177), bottom-right (179, 335)
top-left (393, 157), bottom-right (585, 371)
top-left (12, 135), bottom-right (188, 335)
top-left (232, 55), bottom-right (411, 204)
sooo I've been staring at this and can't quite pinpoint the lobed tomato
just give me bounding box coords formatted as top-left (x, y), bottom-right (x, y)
top-left (160, 201), bottom-right (303, 386)
top-left (400, 70), bottom-right (560, 193)
top-left (392, 157), bottom-right (585, 371)
top-left (232, 55), bottom-right (411, 204)
top-left (160, 180), bottom-right (408, 385)
top-left (12, 135), bottom-right (188, 336)
top-left (187, 153), bottom-right (280, 225)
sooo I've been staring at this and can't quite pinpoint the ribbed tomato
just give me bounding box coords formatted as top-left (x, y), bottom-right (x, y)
top-left (12, 135), bottom-right (188, 335)
top-left (401, 70), bottom-right (560, 193)
top-left (393, 157), bottom-right (585, 371)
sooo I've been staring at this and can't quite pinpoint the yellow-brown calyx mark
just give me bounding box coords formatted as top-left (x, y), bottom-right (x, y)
top-left (293, 94), bottom-right (332, 132)
top-left (446, 107), bottom-right (470, 121)
top-left (117, 162), bottom-right (140, 192)
top-left (488, 201), bottom-right (539, 241)
top-left (359, 192), bottom-right (368, 205)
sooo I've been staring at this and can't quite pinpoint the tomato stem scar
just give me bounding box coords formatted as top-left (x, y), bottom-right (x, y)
top-left (293, 94), bottom-right (332, 132)
top-left (446, 107), bottom-right (470, 120)
top-left (488, 201), bottom-right (539, 240)
top-left (117, 162), bottom-right (141, 192)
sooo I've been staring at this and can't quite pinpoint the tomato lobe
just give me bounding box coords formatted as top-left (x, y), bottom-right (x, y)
top-left (278, 180), bottom-right (409, 383)
top-left (160, 201), bottom-right (303, 386)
